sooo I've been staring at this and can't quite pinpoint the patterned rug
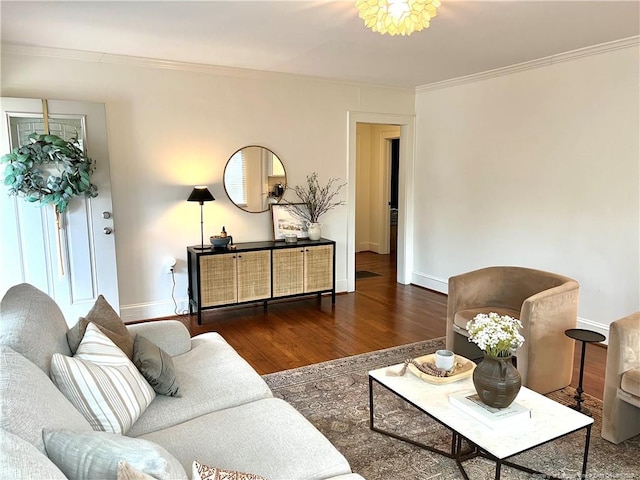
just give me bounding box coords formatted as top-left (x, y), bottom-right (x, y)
top-left (355, 270), bottom-right (382, 279)
top-left (263, 339), bottom-right (639, 480)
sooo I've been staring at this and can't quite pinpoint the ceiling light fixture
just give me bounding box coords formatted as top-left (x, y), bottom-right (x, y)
top-left (355, 0), bottom-right (441, 36)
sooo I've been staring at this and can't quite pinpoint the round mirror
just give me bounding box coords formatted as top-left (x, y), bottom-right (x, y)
top-left (223, 146), bottom-right (286, 213)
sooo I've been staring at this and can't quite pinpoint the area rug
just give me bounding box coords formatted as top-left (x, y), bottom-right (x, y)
top-left (263, 339), bottom-right (639, 480)
top-left (355, 270), bottom-right (382, 279)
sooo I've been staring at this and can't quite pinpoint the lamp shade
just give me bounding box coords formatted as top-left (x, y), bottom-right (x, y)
top-left (187, 186), bottom-right (215, 204)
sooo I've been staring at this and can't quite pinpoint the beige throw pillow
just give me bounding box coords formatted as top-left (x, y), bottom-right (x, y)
top-left (117, 461), bottom-right (158, 480)
top-left (67, 294), bottom-right (134, 359)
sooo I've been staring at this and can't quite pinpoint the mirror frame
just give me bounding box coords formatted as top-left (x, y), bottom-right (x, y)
top-left (223, 145), bottom-right (287, 213)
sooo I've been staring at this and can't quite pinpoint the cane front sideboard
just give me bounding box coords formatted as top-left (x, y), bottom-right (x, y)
top-left (187, 238), bottom-right (336, 324)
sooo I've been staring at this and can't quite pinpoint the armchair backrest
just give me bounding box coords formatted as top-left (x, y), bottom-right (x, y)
top-left (450, 266), bottom-right (576, 313)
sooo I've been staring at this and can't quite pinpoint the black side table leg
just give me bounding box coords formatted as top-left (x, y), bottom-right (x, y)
top-left (570, 340), bottom-right (590, 415)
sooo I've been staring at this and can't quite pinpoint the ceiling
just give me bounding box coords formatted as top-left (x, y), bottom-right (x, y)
top-left (1, 1), bottom-right (638, 89)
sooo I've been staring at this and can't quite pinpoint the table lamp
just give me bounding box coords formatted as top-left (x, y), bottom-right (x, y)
top-left (187, 186), bottom-right (215, 250)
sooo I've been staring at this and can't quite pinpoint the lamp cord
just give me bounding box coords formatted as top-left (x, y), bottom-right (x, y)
top-left (170, 269), bottom-right (179, 315)
top-left (170, 269), bottom-right (188, 316)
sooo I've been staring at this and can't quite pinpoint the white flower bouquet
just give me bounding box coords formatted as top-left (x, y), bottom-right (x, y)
top-left (466, 312), bottom-right (525, 358)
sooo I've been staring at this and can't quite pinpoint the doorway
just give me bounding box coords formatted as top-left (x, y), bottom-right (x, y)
top-left (354, 124), bottom-right (400, 284)
top-left (347, 112), bottom-right (415, 293)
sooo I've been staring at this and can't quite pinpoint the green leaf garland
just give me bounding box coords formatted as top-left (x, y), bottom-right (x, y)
top-left (1, 133), bottom-right (97, 213)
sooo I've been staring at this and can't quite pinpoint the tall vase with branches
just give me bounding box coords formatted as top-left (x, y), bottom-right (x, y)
top-left (285, 172), bottom-right (345, 240)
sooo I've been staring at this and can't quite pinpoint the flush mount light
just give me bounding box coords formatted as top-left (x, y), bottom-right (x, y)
top-left (355, 0), bottom-right (441, 36)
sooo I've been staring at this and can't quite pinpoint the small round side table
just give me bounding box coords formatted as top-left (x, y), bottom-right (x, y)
top-left (564, 328), bottom-right (606, 416)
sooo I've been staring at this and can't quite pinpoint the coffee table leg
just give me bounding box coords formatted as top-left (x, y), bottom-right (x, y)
top-left (582, 425), bottom-right (592, 479)
top-left (368, 376), bottom-right (375, 430)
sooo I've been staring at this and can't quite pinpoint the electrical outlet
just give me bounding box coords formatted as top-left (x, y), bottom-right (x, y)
top-left (165, 256), bottom-right (177, 274)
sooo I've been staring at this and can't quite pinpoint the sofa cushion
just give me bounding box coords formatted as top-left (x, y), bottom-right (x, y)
top-left (621, 367), bottom-right (640, 397)
top-left (134, 334), bottom-right (181, 397)
top-left (51, 323), bottom-right (155, 434)
top-left (0, 346), bottom-right (93, 453)
top-left (0, 429), bottom-right (67, 480)
top-left (140, 398), bottom-right (353, 480)
top-left (68, 294), bottom-right (134, 359)
top-left (43, 429), bottom-right (188, 480)
top-left (193, 460), bottom-right (266, 480)
top-left (127, 333), bottom-right (272, 437)
top-left (0, 283), bottom-right (72, 374)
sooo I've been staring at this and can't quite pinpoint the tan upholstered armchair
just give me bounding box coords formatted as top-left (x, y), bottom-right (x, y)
top-left (601, 312), bottom-right (640, 444)
top-left (446, 266), bottom-right (580, 394)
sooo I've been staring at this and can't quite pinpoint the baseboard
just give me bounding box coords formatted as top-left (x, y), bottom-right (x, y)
top-left (411, 271), bottom-right (448, 294)
top-left (120, 298), bottom-right (190, 323)
top-left (576, 317), bottom-right (610, 345)
top-left (357, 242), bottom-right (380, 253)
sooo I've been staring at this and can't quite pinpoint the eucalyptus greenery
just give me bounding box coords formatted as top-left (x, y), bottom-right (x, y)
top-left (285, 172), bottom-right (346, 224)
top-left (1, 133), bottom-right (97, 213)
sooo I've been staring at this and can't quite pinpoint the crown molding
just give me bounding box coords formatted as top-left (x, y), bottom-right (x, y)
top-left (0, 43), bottom-right (413, 93)
top-left (416, 36), bottom-right (640, 94)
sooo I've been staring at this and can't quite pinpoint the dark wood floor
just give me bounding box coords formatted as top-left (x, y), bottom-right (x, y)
top-left (164, 251), bottom-right (607, 400)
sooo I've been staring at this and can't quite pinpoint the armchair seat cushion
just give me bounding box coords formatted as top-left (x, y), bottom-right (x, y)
top-left (621, 368), bottom-right (640, 398)
top-left (453, 307), bottom-right (521, 333)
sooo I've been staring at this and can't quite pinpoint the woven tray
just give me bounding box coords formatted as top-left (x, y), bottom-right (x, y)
top-left (408, 353), bottom-right (476, 385)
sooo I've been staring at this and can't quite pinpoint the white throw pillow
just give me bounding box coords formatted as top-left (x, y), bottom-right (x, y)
top-left (50, 323), bottom-right (155, 434)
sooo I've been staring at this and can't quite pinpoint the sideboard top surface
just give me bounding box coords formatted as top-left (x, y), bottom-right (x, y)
top-left (188, 238), bottom-right (334, 255)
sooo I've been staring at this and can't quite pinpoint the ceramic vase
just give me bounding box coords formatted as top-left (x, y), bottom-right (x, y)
top-left (307, 222), bottom-right (322, 241)
top-left (472, 353), bottom-right (521, 408)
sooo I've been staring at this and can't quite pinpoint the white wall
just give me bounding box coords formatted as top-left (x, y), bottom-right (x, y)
top-left (0, 47), bottom-right (415, 320)
top-left (413, 43), bottom-right (640, 337)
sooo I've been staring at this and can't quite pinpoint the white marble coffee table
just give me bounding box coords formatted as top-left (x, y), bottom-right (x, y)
top-left (369, 363), bottom-right (594, 480)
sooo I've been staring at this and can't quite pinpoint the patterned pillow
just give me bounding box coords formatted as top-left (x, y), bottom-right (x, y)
top-left (192, 460), bottom-right (267, 480)
top-left (133, 334), bottom-right (181, 397)
top-left (50, 323), bottom-right (155, 434)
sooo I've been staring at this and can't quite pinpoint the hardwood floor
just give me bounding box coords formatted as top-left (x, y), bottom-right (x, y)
top-left (162, 251), bottom-right (607, 400)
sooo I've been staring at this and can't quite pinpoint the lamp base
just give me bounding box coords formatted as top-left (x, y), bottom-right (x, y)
top-left (192, 246), bottom-right (211, 251)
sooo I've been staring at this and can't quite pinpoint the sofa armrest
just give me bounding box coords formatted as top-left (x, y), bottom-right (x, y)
top-left (126, 320), bottom-right (191, 357)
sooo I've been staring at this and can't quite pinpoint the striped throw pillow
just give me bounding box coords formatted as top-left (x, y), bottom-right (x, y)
top-left (51, 323), bottom-right (155, 434)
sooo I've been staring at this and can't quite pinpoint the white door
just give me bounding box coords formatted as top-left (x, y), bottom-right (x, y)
top-left (0, 97), bottom-right (119, 325)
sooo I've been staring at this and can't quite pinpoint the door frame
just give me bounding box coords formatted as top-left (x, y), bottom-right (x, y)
top-left (347, 111), bottom-right (415, 292)
top-left (378, 131), bottom-right (400, 255)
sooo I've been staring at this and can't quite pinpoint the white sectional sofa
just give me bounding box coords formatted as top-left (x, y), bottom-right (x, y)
top-left (0, 283), bottom-right (364, 480)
